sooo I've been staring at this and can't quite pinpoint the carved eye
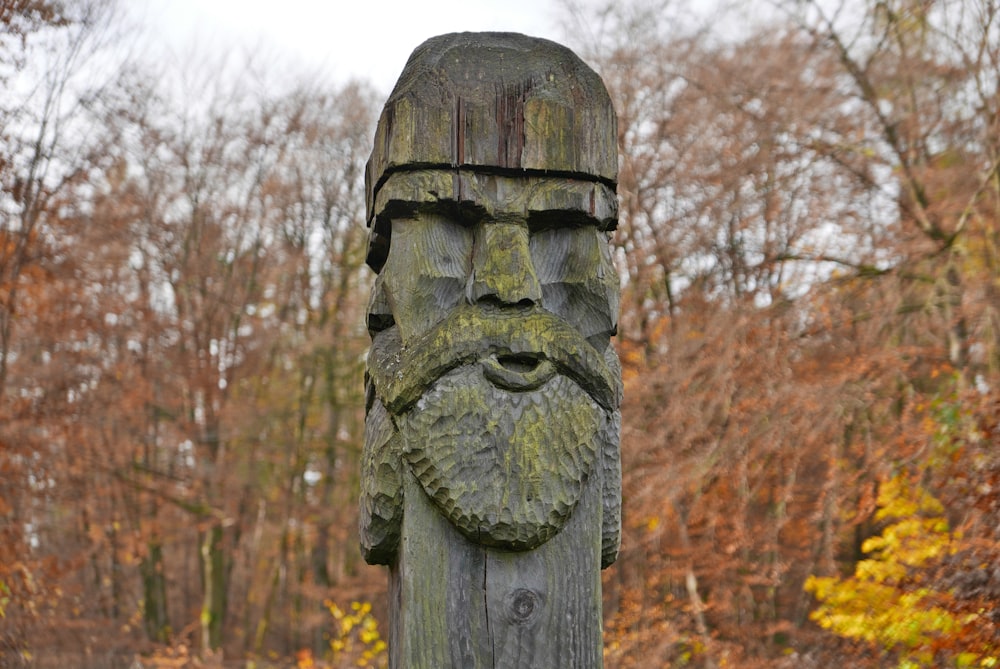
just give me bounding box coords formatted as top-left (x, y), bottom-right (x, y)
top-left (366, 221), bottom-right (391, 273)
top-left (366, 277), bottom-right (395, 336)
top-left (366, 311), bottom-right (395, 335)
top-left (529, 226), bottom-right (617, 344)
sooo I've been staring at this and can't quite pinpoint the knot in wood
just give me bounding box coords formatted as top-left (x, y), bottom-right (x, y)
top-left (505, 587), bottom-right (543, 625)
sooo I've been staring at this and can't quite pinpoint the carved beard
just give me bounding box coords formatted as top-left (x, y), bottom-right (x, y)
top-left (360, 304), bottom-right (622, 564)
top-left (397, 362), bottom-right (612, 551)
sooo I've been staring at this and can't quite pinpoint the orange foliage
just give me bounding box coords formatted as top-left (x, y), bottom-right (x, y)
top-left (4, 0), bottom-right (1000, 667)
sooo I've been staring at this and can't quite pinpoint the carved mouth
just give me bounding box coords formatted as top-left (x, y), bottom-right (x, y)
top-left (482, 353), bottom-right (556, 391)
top-left (498, 354), bottom-right (539, 373)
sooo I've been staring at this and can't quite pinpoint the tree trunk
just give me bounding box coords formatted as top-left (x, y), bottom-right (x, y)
top-left (199, 522), bottom-right (227, 651)
top-left (141, 538), bottom-right (171, 643)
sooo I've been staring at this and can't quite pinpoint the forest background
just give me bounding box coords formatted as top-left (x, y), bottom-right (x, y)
top-left (2, 0), bottom-right (999, 667)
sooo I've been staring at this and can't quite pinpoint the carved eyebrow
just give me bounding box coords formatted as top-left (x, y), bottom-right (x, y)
top-left (525, 209), bottom-right (605, 231)
top-left (369, 170), bottom-right (618, 229)
top-left (365, 170), bottom-right (618, 271)
top-left (392, 205), bottom-right (606, 233)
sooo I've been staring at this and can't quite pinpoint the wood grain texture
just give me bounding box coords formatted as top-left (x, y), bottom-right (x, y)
top-left (364, 32), bottom-right (618, 228)
top-left (390, 463), bottom-right (606, 669)
top-left (359, 394), bottom-right (403, 565)
top-left (360, 31), bottom-right (622, 668)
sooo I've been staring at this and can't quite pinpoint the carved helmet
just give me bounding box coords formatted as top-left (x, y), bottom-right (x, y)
top-left (364, 32), bottom-right (618, 271)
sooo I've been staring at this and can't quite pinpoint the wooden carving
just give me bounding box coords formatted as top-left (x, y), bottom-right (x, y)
top-left (359, 32), bottom-right (622, 668)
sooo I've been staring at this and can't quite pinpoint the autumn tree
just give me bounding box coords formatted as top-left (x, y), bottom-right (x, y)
top-left (5, 0), bottom-right (996, 666)
top-left (783, 0), bottom-right (1000, 663)
top-left (0, 0), bottom-right (131, 660)
top-left (562, 0), bottom-right (1000, 666)
top-left (1, 15), bottom-right (380, 660)
top-left (81, 56), bottom-right (379, 656)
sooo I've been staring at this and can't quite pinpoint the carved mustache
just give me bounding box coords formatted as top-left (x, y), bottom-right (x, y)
top-left (367, 303), bottom-right (620, 415)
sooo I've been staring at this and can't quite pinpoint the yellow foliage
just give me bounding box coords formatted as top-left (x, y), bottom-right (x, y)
top-left (325, 599), bottom-right (387, 668)
top-left (805, 473), bottom-right (995, 667)
top-left (0, 579), bottom-right (9, 618)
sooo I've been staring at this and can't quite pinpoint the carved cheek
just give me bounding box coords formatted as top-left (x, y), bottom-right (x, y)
top-left (530, 227), bottom-right (619, 343)
top-left (381, 216), bottom-right (473, 344)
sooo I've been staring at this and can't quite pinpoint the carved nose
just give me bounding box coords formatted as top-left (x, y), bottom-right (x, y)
top-left (468, 223), bottom-right (542, 307)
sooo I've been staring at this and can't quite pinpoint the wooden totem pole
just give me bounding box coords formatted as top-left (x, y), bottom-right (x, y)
top-left (359, 32), bottom-right (622, 668)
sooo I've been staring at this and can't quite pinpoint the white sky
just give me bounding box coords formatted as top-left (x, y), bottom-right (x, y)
top-left (141, 0), bottom-right (567, 95)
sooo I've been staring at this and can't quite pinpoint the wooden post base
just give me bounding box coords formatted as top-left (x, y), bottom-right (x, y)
top-left (389, 468), bottom-right (606, 669)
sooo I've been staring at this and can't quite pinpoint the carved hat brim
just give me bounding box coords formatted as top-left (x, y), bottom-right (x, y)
top-left (364, 32), bottom-right (619, 227)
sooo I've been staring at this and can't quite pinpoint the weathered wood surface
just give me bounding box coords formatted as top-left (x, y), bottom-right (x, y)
top-left (359, 31), bottom-right (622, 669)
top-left (364, 32), bottom-right (618, 226)
top-left (389, 465), bottom-right (606, 669)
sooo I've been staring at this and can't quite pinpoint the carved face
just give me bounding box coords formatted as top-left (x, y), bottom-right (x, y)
top-left (361, 170), bottom-right (622, 558)
top-left (368, 173), bottom-right (620, 351)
